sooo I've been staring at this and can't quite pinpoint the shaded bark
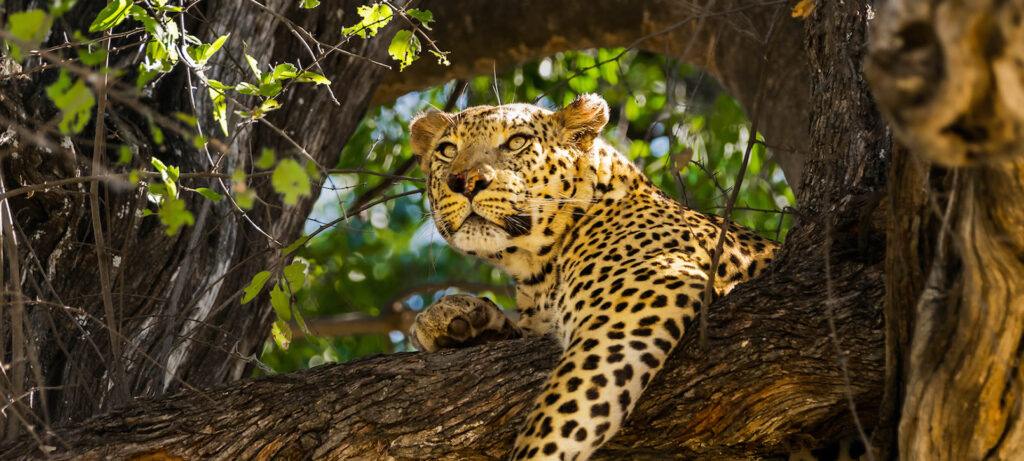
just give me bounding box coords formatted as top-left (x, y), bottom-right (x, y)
top-left (0, 236), bottom-right (884, 460)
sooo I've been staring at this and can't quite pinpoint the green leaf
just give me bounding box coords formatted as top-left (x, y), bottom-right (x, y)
top-left (129, 169), bottom-right (140, 184)
top-left (51, 0), bottom-right (76, 17)
top-left (271, 158), bottom-right (311, 205)
top-left (193, 135), bottom-right (207, 148)
top-left (305, 160), bottom-right (321, 180)
top-left (406, 8), bottom-right (433, 28)
top-left (136, 67), bottom-right (159, 89)
top-left (295, 71), bottom-right (331, 85)
top-left (196, 187), bottom-right (223, 202)
top-left (232, 168), bottom-right (256, 210)
top-left (235, 82), bottom-right (259, 95)
top-left (141, 209), bottom-right (153, 217)
top-left (245, 54), bottom-right (262, 79)
top-left (388, 30), bottom-right (421, 71)
top-left (207, 84), bottom-right (228, 135)
top-left (45, 70), bottom-right (95, 134)
top-left (206, 79), bottom-right (231, 90)
top-left (78, 47), bottom-right (108, 66)
top-left (271, 63), bottom-right (298, 81)
top-left (428, 49), bottom-right (450, 67)
top-left (128, 5), bottom-right (157, 33)
top-left (283, 260), bottom-right (307, 293)
top-left (150, 157), bottom-right (178, 195)
top-left (300, 0), bottom-right (319, 8)
top-left (258, 81), bottom-right (282, 97)
top-left (235, 189), bottom-right (256, 210)
top-left (256, 148), bottom-right (275, 169)
top-left (187, 34), bottom-right (229, 65)
top-left (150, 123), bottom-right (165, 145)
top-left (6, 10), bottom-right (51, 62)
top-left (271, 319), bottom-right (291, 349)
top-left (118, 145), bottom-right (133, 164)
top-left (269, 282), bottom-right (291, 321)
top-left (283, 235), bottom-right (310, 255)
top-left (242, 270), bottom-right (272, 304)
top-left (147, 183), bottom-right (168, 198)
top-left (174, 112), bottom-right (198, 126)
top-left (153, 4), bottom-right (182, 13)
top-left (89, 0), bottom-right (131, 32)
top-left (259, 98), bottom-right (280, 113)
top-left (157, 197), bottom-right (194, 236)
top-left (342, 3), bottom-right (392, 38)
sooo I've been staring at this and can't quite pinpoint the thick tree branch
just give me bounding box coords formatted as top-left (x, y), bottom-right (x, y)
top-left (0, 233), bottom-right (884, 460)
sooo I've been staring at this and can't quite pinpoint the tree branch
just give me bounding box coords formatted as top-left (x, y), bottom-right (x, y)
top-left (0, 233), bottom-right (884, 460)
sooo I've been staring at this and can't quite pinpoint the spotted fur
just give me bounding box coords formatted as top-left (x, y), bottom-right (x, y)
top-left (408, 94), bottom-right (778, 460)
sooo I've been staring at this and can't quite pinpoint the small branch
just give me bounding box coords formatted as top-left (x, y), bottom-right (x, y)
top-left (88, 43), bottom-right (130, 404)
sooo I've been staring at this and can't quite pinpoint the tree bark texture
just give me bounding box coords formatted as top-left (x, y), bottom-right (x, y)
top-left (0, 240), bottom-right (884, 460)
top-left (867, 0), bottom-right (1024, 458)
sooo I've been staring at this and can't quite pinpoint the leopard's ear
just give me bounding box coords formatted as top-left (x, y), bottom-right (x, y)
top-left (410, 110), bottom-right (452, 160)
top-left (555, 94), bottom-right (609, 150)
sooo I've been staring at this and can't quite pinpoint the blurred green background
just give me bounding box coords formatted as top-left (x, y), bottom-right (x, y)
top-left (258, 49), bottom-right (794, 374)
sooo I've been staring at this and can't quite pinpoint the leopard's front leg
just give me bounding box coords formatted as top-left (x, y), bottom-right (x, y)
top-left (509, 277), bottom-right (701, 461)
top-left (408, 294), bottom-right (522, 352)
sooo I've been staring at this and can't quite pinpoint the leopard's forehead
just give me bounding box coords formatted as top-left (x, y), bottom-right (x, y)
top-left (443, 104), bottom-right (554, 137)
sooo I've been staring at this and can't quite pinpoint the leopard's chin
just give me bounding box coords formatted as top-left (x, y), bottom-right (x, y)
top-left (448, 214), bottom-right (515, 255)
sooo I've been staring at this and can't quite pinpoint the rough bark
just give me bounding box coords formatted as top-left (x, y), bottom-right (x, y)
top-left (866, 0), bottom-right (1024, 458)
top-left (0, 238), bottom-right (884, 460)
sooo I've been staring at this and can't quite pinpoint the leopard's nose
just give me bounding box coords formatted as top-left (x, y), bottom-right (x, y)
top-left (447, 170), bottom-right (492, 198)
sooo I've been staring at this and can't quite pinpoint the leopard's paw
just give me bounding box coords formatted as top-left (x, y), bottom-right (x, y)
top-left (408, 294), bottom-right (521, 352)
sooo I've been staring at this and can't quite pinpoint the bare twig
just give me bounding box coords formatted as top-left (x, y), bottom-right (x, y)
top-left (0, 165), bottom-right (27, 442)
top-left (88, 41), bottom-right (130, 404)
top-left (698, 1), bottom-right (785, 348)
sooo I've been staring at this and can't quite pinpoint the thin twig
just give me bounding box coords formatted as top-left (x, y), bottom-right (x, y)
top-left (0, 165), bottom-right (27, 442)
top-left (88, 43), bottom-right (130, 403)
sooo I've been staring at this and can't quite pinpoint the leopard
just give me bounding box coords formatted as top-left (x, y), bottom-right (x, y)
top-left (407, 94), bottom-right (778, 460)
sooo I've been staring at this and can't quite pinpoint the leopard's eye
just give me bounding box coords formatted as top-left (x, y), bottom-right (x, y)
top-left (436, 142), bottom-right (457, 161)
top-left (506, 134), bottom-right (530, 150)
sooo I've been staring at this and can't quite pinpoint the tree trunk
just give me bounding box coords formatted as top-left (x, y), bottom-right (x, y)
top-left (867, 1), bottom-right (1024, 457)
top-left (0, 241), bottom-right (884, 459)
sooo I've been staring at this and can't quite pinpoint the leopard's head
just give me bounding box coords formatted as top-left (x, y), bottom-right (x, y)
top-left (410, 94), bottom-right (610, 261)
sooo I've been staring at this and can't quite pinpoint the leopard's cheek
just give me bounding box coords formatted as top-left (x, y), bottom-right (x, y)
top-left (430, 189), bottom-right (471, 236)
